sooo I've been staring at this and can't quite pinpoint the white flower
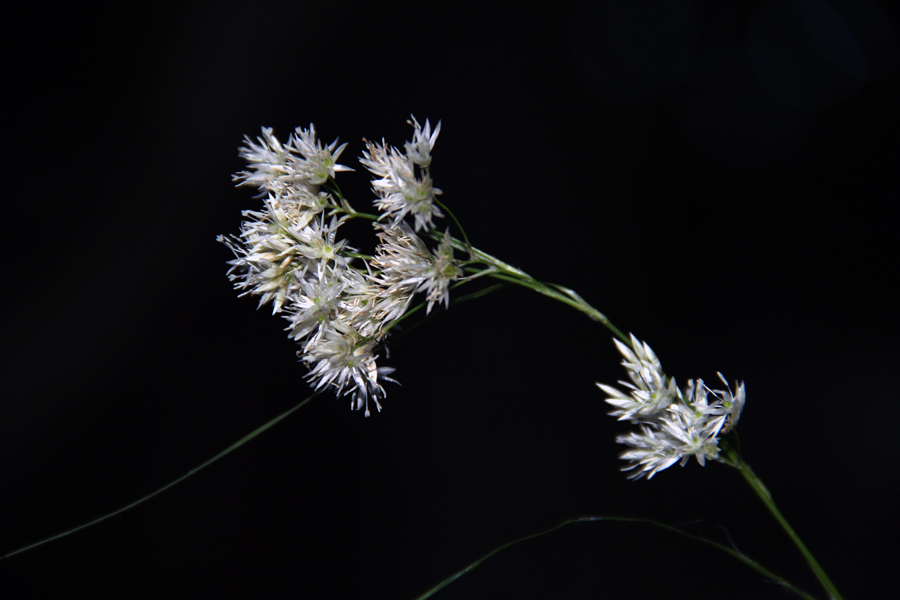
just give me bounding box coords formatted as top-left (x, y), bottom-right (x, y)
top-left (404, 116), bottom-right (441, 168)
top-left (371, 223), bottom-right (462, 314)
top-left (419, 229), bottom-right (462, 313)
top-left (288, 124), bottom-right (352, 185)
top-left (234, 125), bottom-right (351, 192)
top-left (217, 204), bottom-right (306, 314)
top-left (360, 119), bottom-right (444, 231)
top-left (233, 127), bottom-right (292, 194)
top-left (597, 334), bottom-right (679, 421)
top-left (340, 267), bottom-right (412, 337)
top-left (284, 264), bottom-right (345, 341)
top-left (293, 215), bottom-right (350, 265)
top-left (598, 334), bottom-right (746, 479)
top-left (615, 399), bottom-right (724, 480)
top-left (711, 373), bottom-right (746, 434)
top-left (616, 425), bottom-right (683, 480)
top-left (222, 118), bottom-right (458, 414)
top-left (302, 320), bottom-right (394, 417)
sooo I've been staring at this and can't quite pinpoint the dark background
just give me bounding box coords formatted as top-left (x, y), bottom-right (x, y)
top-left (3, 1), bottom-right (898, 598)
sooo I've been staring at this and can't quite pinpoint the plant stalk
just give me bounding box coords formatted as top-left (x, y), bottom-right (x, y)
top-left (724, 447), bottom-right (843, 600)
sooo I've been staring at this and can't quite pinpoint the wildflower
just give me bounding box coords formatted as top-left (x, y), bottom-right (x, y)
top-left (284, 264), bottom-right (345, 341)
top-left (596, 334), bottom-right (679, 421)
top-left (598, 335), bottom-right (746, 479)
top-left (234, 125), bottom-right (351, 195)
top-left (361, 120), bottom-right (444, 231)
top-left (616, 425), bottom-right (683, 480)
top-left (419, 229), bottom-right (463, 313)
top-left (233, 127), bottom-right (292, 195)
top-left (293, 214), bottom-right (350, 265)
top-left (221, 118), bottom-right (449, 415)
top-left (404, 116), bottom-right (441, 167)
top-left (302, 320), bottom-right (393, 417)
top-left (216, 208), bottom-right (303, 314)
top-left (371, 223), bottom-right (462, 314)
top-left (287, 124), bottom-right (352, 185)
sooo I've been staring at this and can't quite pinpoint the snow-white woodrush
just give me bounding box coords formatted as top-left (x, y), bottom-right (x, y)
top-left (220, 119), bottom-right (462, 414)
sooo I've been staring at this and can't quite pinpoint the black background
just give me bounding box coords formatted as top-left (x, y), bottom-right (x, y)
top-left (3, 1), bottom-right (898, 598)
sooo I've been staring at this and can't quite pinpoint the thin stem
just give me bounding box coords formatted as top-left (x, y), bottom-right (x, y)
top-left (433, 198), bottom-right (470, 248)
top-left (414, 516), bottom-right (818, 600)
top-left (451, 282), bottom-right (507, 304)
top-left (436, 233), bottom-right (630, 344)
top-left (484, 271), bottom-right (629, 345)
top-left (342, 251), bottom-right (373, 261)
top-left (723, 446), bottom-right (843, 600)
top-left (341, 210), bottom-right (380, 221)
top-left (1, 392), bottom-right (322, 561)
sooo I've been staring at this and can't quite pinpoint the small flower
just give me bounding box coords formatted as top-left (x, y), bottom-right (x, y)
top-left (221, 118), bottom-right (457, 415)
top-left (233, 127), bottom-right (291, 194)
top-left (302, 320), bottom-right (393, 417)
top-left (420, 229), bottom-right (463, 313)
top-left (598, 334), bottom-right (746, 479)
top-left (293, 214), bottom-right (351, 265)
top-left (404, 116), bottom-right (441, 168)
top-left (284, 264), bottom-right (345, 341)
top-left (615, 400), bottom-right (724, 480)
top-left (371, 223), bottom-right (462, 314)
top-left (288, 124), bottom-right (352, 185)
top-left (615, 425), bottom-right (683, 480)
top-left (712, 372), bottom-right (746, 434)
top-left (360, 119), bottom-right (444, 231)
top-left (217, 216), bottom-right (299, 314)
top-left (597, 334), bottom-right (679, 421)
top-left (234, 125), bottom-right (351, 192)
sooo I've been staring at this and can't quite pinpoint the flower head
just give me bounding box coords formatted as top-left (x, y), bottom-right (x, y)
top-left (371, 223), bottom-right (462, 314)
top-left (288, 124), bottom-right (352, 185)
top-left (360, 118), bottom-right (444, 231)
top-left (221, 118), bottom-right (456, 416)
top-left (301, 320), bottom-right (394, 417)
top-left (598, 335), bottom-right (746, 479)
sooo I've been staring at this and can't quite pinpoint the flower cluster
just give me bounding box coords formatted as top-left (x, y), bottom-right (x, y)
top-left (597, 335), bottom-right (745, 479)
top-left (360, 117), bottom-right (443, 232)
top-left (219, 118), bottom-right (460, 415)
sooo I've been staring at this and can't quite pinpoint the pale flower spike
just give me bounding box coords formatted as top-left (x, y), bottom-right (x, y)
top-left (598, 335), bottom-right (745, 479)
top-left (220, 118), bottom-right (461, 415)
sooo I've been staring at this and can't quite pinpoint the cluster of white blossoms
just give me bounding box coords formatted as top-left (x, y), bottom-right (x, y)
top-left (597, 335), bottom-right (746, 479)
top-left (218, 118), bottom-right (461, 415)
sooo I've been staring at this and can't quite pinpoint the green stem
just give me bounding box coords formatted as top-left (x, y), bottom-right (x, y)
top-left (433, 198), bottom-right (471, 248)
top-left (723, 446), bottom-right (843, 600)
top-left (414, 516), bottom-right (818, 600)
top-left (435, 232), bottom-right (630, 344)
top-left (477, 265), bottom-right (630, 344)
top-left (342, 210), bottom-right (380, 221)
top-left (1, 392), bottom-right (322, 561)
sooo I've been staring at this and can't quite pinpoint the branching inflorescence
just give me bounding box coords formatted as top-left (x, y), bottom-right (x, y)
top-left (218, 117), bottom-right (747, 481)
top-left (9, 118), bottom-right (841, 600)
top-left (218, 118), bottom-right (463, 416)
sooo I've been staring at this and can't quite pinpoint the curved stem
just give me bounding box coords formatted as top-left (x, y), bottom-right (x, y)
top-left (434, 232), bottom-right (630, 343)
top-left (722, 446), bottom-right (843, 600)
top-left (414, 516), bottom-right (819, 600)
top-left (1, 392), bottom-right (322, 561)
top-left (433, 198), bottom-right (470, 248)
top-left (432, 231), bottom-right (622, 336)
